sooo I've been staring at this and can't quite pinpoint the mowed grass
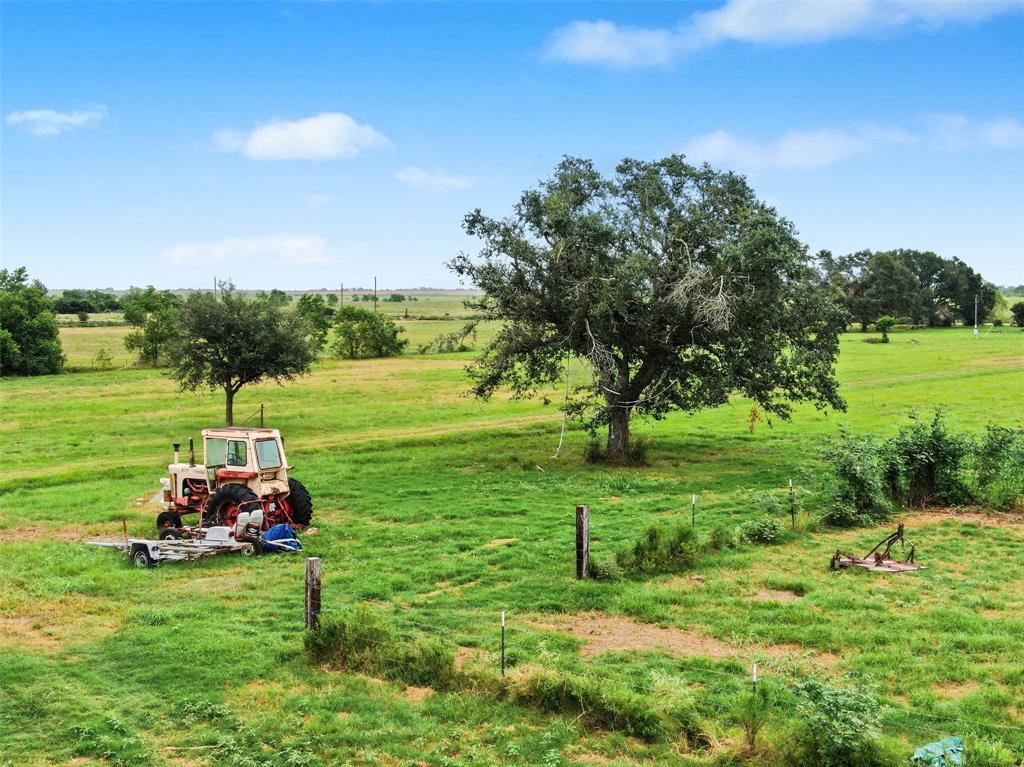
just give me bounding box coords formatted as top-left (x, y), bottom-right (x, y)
top-left (1, 327), bottom-right (1023, 766)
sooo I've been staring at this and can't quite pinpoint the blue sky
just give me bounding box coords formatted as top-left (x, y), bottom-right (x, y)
top-left (2, 0), bottom-right (1023, 290)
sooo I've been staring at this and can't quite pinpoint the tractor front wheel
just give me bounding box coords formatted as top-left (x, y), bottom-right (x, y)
top-left (283, 478), bottom-right (313, 527)
top-left (156, 510), bottom-right (183, 533)
top-left (204, 484), bottom-right (258, 528)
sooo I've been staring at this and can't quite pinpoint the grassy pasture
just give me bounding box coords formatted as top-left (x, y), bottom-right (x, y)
top-left (1, 327), bottom-right (1023, 765)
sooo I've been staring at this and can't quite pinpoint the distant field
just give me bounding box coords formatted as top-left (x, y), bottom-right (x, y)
top-left (2, 327), bottom-right (1023, 765)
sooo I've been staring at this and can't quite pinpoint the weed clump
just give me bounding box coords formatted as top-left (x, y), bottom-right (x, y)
top-left (735, 518), bottom-right (785, 545)
top-left (790, 679), bottom-right (885, 767)
top-left (615, 522), bottom-right (699, 574)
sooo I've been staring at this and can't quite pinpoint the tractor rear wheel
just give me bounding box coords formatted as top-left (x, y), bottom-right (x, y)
top-left (283, 478), bottom-right (313, 527)
top-left (204, 484), bottom-right (258, 528)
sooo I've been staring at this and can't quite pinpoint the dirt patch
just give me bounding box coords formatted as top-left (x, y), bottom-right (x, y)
top-left (403, 685), bottom-right (434, 703)
top-left (421, 580), bottom-right (478, 599)
top-left (899, 509), bottom-right (1024, 529)
top-left (485, 538), bottom-right (517, 548)
top-left (0, 594), bottom-right (120, 651)
top-left (934, 680), bottom-right (981, 699)
top-left (750, 589), bottom-right (801, 602)
top-left (529, 612), bottom-right (837, 670)
top-left (454, 646), bottom-right (487, 670)
top-left (0, 523), bottom-right (129, 544)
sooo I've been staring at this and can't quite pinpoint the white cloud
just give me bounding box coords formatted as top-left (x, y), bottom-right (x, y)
top-left (214, 112), bottom-right (388, 160)
top-left (926, 113), bottom-right (1024, 151)
top-left (683, 125), bottom-right (910, 170)
top-left (164, 234), bottom-right (335, 266)
top-left (545, 0), bottom-right (1020, 67)
top-left (394, 165), bottom-right (475, 191)
top-left (981, 118), bottom-right (1024, 150)
top-left (684, 116), bottom-right (1022, 172)
top-left (543, 20), bottom-right (676, 68)
top-left (5, 105), bottom-right (107, 136)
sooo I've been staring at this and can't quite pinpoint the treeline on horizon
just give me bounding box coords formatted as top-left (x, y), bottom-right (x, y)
top-left (2, 246), bottom-right (1023, 377)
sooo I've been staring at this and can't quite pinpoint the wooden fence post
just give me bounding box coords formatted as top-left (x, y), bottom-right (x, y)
top-left (305, 557), bottom-right (322, 630)
top-left (575, 504), bottom-right (590, 579)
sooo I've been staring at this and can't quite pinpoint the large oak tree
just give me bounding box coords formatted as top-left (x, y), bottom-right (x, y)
top-left (450, 156), bottom-right (848, 459)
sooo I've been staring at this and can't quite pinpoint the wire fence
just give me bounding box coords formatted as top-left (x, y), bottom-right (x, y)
top-left (310, 602), bottom-right (1024, 755)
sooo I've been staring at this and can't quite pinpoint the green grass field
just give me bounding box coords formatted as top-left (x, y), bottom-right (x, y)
top-left (2, 327), bottom-right (1023, 766)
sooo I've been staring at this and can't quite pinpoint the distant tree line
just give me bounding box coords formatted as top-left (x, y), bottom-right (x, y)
top-left (51, 288), bottom-right (123, 314)
top-left (819, 249), bottom-right (997, 330)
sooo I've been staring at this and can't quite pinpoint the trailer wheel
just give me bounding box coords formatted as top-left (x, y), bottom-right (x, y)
top-left (283, 478), bottom-right (313, 526)
top-left (159, 528), bottom-right (184, 540)
top-left (204, 484), bottom-right (258, 527)
top-left (132, 546), bottom-right (155, 568)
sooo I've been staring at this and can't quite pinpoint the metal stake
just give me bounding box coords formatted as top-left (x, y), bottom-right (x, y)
top-left (500, 611), bottom-right (506, 676)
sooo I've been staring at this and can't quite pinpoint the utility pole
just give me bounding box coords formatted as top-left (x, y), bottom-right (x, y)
top-left (340, 282), bottom-right (343, 305)
top-left (373, 276), bottom-right (378, 312)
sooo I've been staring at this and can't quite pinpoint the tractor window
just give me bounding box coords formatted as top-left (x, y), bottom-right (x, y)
top-left (227, 440), bottom-right (248, 467)
top-left (205, 438), bottom-right (228, 467)
top-left (255, 439), bottom-right (282, 469)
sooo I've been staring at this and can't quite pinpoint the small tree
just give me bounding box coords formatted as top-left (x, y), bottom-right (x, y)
top-left (1011, 301), bottom-right (1024, 327)
top-left (124, 291), bottom-right (181, 367)
top-left (331, 305), bottom-right (408, 359)
top-left (170, 286), bottom-right (316, 425)
top-left (874, 315), bottom-right (895, 343)
top-left (451, 156), bottom-right (848, 460)
top-left (0, 267), bottom-right (65, 375)
top-left (295, 294), bottom-right (333, 352)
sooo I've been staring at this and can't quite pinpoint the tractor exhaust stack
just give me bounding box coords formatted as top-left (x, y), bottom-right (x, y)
top-left (188, 438), bottom-right (195, 466)
top-left (173, 442), bottom-right (180, 464)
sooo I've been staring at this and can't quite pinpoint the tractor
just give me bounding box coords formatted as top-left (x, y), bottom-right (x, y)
top-left (156, 427), bottom-right (312, 536)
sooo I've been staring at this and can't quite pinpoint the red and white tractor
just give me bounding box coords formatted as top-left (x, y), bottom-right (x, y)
top-left (156, 427), bottom-right (312, 537)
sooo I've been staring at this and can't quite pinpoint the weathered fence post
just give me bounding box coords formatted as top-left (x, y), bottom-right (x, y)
top-left (575, 504), bottom-right (590, 579)
top-left (305, 557), bottom-right (322, 630)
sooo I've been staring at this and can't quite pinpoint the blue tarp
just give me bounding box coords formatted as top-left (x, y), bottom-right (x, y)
top-left (261, 524), bottom-right (302, 554)
top-left (911, 737), bottom-right (965, 767)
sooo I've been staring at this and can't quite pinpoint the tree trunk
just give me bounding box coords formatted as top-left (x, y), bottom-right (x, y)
top-left (606, 405), bottom-right (631, 460)
top-left (225, 386), bottom-right (234, 426)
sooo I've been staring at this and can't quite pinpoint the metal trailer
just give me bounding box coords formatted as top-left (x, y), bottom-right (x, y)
top-left (87, 526), bottom-right (254, 568)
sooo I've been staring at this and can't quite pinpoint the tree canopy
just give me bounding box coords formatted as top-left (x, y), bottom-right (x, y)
top-left (331, 305), bottom-right (408, 359)
top-left (0, 267), bottom-right (65, 376)
top-left (822, 249), bottom-right (996, 329)
top-left (450, 155), bottom-right (848, 459)
top-left (123, 287), bottom-right (181, 366)
top-left (170, 286), bottom-right (316, 425)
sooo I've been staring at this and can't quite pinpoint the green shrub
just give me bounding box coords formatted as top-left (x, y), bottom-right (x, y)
top-left (586, 556), bottom-right (620, 580)
top-left (874, 315), bottom-right (895, 342)
top-left (399, 638), bottom-right (458, 691)
top-left (965, 738), bottom-right (1020, 767)
top-left (615, 522), bottom-right (699, 574)
top-left (973, 426), bottom-right (1024, 510)
top-left (508, 670), bottom-right (665, 741)
top-left (734, 684), bottom-right (771, 749)
top-left (791, 680), bottom-right (885, 767)
top-left (706, 524), bottom-right (737, 551)
top-left (735, 518), bottom-right (785, 545)
top-left (821, 434), bottom-right (892, 527)
top-left (303, 603), bottom-right (395, 673)
top-left (884, 412), bottom-right (973, 507)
